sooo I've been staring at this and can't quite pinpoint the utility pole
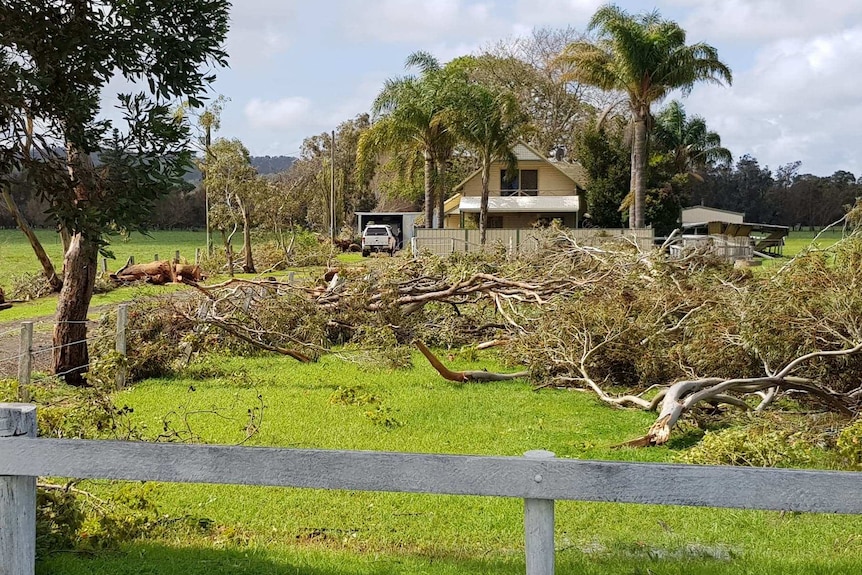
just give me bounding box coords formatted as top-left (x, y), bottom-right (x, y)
top-left (205, 123), bottom-right (212, 255)
top-left (330, 129), bottom-right (336, 242)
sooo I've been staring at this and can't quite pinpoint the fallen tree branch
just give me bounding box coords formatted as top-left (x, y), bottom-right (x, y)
top-left (415, 340), bottom-right (529, 383)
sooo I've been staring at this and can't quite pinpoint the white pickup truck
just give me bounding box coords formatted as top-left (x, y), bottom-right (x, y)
top-left (361, 224), bottom-right (397, 257)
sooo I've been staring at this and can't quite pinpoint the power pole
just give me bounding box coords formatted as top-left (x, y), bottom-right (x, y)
top-left (205, 123), bottom-right (212, 255)
top-left (330, 129), bottom-right (336, 242)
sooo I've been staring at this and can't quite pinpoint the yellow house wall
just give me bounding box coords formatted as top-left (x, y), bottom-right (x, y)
top-left (459, 161), bottom-right (577, 198)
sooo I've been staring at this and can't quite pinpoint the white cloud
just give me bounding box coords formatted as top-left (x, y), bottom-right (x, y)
top-left (683, 26), bottom-right (862, 176)
top-left (244, 97), bottom-right (313, 130)
top-left (340, 0), bottom-right (505, 43)
top-left (225, 1), bottom-right (298, 65)
top-left (513, 0), bottom-right (602, 28)
top-left (672, 0), bottom-right (862, 43)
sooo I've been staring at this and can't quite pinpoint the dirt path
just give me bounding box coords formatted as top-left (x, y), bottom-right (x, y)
top-left (0, 305), bottom-right (115, 379)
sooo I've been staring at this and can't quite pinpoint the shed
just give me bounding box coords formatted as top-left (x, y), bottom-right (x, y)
top-left (681, 206), bottom-right (744, 225)
top-left (355, 212), bottom-right (422, 249)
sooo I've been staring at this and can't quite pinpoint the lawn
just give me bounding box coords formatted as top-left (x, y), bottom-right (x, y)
top-left (30, 352), bottom-right (862, 575)
top-left (2, 227), bottom-right (859, 573)
top-left (0, 229), bottom-right (208, 293)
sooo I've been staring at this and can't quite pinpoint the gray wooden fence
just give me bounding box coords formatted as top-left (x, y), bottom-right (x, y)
top-left (1, 403), bottom-right (861, 575)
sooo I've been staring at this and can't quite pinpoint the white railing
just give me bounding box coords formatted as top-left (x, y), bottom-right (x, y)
top-left (1, 403), bottom-right (860, 574)
top-left (413, 228), bottom-right (655, 257)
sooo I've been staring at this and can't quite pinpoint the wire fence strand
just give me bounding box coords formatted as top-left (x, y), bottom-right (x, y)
top-left (30, 334), bottom-right (113, 355)
top-left (31, 362), bottom-right (94, 384)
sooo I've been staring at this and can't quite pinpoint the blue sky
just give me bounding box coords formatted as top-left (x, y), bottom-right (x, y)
top-left (203, 0), bottom-right (862, 178)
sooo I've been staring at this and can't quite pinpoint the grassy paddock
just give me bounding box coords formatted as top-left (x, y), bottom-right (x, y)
top-left (35, 352), bottom-right (862, 574)
top-left (0, 229), bottom-right (208, 292)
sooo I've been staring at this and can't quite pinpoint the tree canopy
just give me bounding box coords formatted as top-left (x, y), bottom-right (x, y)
top-left (559, 4), bottom-right (732, 228)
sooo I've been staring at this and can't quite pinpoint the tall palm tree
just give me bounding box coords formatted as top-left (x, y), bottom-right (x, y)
top-left (653, 100), bottom-right (731, 179)
top-left (447, 80), bottom-right (525, 245)
top-left (559, 4), bottom-right (732, 228)
top-left (357, 52), bottom-right (455, 228)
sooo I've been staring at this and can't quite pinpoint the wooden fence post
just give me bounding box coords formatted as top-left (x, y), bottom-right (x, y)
top-left (101, 258), bottom-right (108, 273)
top-left (0, 403), bottom-right (37, 575)
top-left (195, 248), bottom-right (201, 265)
top-left (154, 253), bottom-right (158, 262)
top-left (17, 322), bottom-right (33, 403)
top-left (174, 250), bottom-right (181, 264)
top-left (524, 449), bottom-right (555, 575)
top-left (115, 304), bottom-right (128, 389)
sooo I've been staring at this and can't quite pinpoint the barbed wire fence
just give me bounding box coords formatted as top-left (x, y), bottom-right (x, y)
top-left (0, 303), bottom-right (130, 400)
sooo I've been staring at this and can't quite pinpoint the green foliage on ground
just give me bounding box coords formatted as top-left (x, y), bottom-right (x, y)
top-left (12, 350), bottom-right (861, 574)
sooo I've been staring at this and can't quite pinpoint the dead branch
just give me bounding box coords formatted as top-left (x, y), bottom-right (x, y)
top-left (415, 340), bottom-right (529, 383)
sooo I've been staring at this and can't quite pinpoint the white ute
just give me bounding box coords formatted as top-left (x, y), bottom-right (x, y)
top-left (361, 224), bottom-right (397, 256)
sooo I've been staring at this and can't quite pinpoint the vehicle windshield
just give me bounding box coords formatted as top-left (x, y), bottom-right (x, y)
top-left (365, 227), bottom-right (389, 236)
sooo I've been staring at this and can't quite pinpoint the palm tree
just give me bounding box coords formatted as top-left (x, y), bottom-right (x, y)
top-left (559, 4), bottom-right (732, 228)
top-left (357, 52), bottom-right (455, 228)
top-left (653, 100), bottom-right (731, 179)
top-left (446, 79), bottom-right (525, 245)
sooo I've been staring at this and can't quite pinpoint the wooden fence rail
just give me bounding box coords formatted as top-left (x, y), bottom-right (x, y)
top-left (1, 403), bottom-right (861, 574)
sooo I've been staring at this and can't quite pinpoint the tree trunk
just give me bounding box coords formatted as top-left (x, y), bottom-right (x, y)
top-left (423, 150), bottom-right (433, 228)
top-left (479, 157), bottom-right (491, 245)
top-left (221, 229), bottom-right (234, 277)
top-left (238, 198), bottom-right (255, 273)
top-left (435, 157), bottom-right (446, 229)
top-left (1, 184), bottom-right (63, 292)
top-left (52, 233), bottom-right (98, 386)
top-left (631, 110), bottom-right (648, 229)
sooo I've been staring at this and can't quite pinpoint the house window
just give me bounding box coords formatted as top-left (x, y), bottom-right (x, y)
top-left (500, 169), bottom-right (538, 196)
top-left (488, 216), bottom-right (504, 229)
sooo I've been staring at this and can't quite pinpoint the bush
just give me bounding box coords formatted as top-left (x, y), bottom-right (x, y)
top-left (836, 417), bottom-right (862, 470)
top-left (677, 415), bottom-right (821, 468)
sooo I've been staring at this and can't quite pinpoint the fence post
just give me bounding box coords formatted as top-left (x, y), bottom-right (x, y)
top-left (524, 449), bottom-right (555, 575)
top-left (0, 403), bottom-right (37, 575)
top-left (154, 253), bottom-right (158, 262)
top-left (174, 250), bottom-right (181, 264)
top-left (101, 258), bottom-right (108, 273)
top-left (115, 304), bottom-right (128, 389)
top-left (17, 322), bottom-right (33, 403)
top-left (195, 247), bottom-right (201, 265)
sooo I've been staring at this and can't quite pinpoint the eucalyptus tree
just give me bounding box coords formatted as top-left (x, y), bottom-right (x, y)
top-left (0, 0), bottom-right (229, 384)
top-left (207, 138), bottom-right (262, 274)
top-left (476, 27), bottom-right (597, 157)
top-left (558, 4), bottom-right (732, 228)
top-left (357, 51), bottom-right (456, 228)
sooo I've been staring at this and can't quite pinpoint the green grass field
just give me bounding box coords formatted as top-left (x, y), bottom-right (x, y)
top-left (0, 229), bottom-right (208, 293)
top-left (30, 353), bottom-right (862, 574)
top-left (2, 227), bottom-right (859, 573)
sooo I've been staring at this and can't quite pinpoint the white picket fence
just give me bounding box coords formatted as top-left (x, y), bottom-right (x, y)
top-left (2, 403), bottom-right (861, 574)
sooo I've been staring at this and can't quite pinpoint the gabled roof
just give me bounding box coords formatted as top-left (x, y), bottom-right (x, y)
top-left (451, 140), bottom-right (589, 192)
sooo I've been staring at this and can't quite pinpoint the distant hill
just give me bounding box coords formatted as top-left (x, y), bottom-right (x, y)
top-left (183, 155), bottom-right (297, 182)
top-left (251, 155), bottom-right (296, 174)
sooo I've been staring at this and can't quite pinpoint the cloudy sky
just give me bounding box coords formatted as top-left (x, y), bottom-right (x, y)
top-left (208, 0), bottom-right (862, 178)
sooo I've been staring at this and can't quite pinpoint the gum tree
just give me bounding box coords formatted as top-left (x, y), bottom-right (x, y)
top-left (0, 0), bottom-right (230, 384)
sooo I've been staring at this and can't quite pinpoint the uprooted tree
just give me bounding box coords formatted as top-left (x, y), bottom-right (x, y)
top-left (153, 209), bottom-right (862, 444)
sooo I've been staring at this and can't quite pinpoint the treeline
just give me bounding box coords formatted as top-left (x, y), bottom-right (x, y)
top-left (689, 157), bottom-right (862, 229)
top-left (0, 155), bottom-right (296, 231)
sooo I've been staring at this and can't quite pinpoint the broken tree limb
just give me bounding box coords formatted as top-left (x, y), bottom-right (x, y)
top-left (415, 340), bottom-right (529, 383)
